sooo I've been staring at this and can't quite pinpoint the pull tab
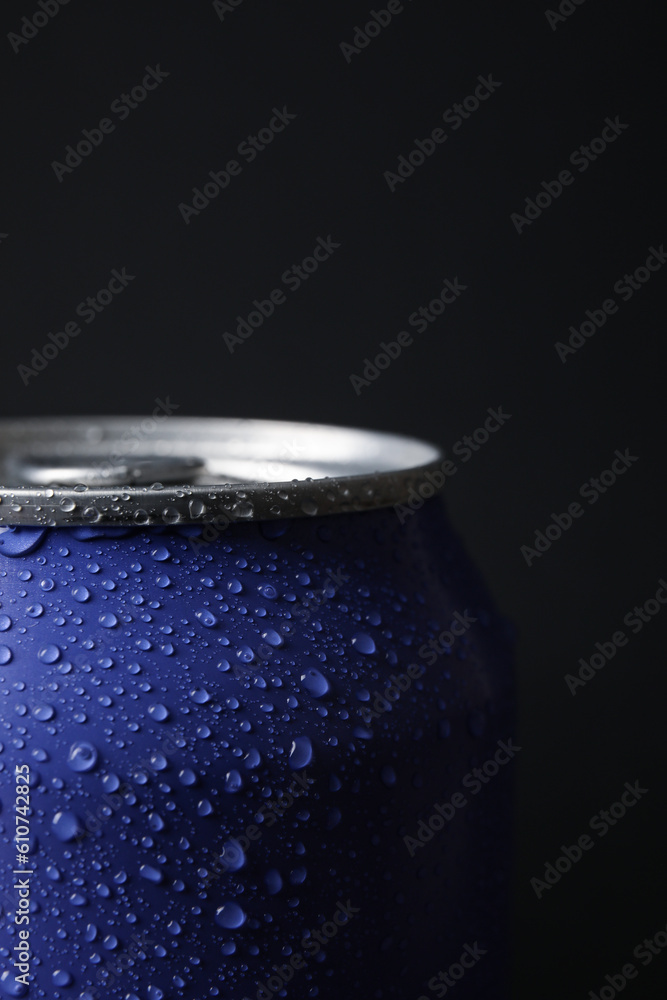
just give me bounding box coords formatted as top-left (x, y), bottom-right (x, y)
top-left (6, 454), bottom-right (206, 487)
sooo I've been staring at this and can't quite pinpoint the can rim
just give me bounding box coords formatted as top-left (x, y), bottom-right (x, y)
top-left (0, 416), bottom-right (445, 526)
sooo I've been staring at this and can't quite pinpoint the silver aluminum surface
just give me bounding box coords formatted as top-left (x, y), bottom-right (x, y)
top-left (0, 416), bottom-right (443, 526)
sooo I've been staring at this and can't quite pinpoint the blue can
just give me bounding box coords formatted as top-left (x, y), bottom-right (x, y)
top-left (0, 418), bottom-right (514, 999)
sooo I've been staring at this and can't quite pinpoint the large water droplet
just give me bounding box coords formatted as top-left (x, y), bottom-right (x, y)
top-left (380, 765), bottom-right (397, 787)
top-left (224, 769), bottom-right (243, 793)
top-left (215, 902), bottom-right (246, 929)
top-left (52, 810), bottom-right (82, 842)
top-left (300, 668), bottom-right (330, 697)
top-left (67, 741), bottom-right (99, 772)
top-left (0, 970), bottom-right (29, 996)
top-left (218, 838), bottom-right (246, 871)
top-left (33, 703), bottom-right (55, 721)
top-left (261, 628), bottom-right (283, 648)
top-left (195, 609), bottom-right (218, 628)
top-left (139, 864), bottom-right (164, 884)
top-left (52, 970), bottom-right (73, 987)
top-left (352, 632), bottom-right (376, 655)
top-left (148, 703), bottom-right (170, 722)
top-left (38, 644), bottom-right (61, 664)
top-left (289, 736), bottom-right (313, 770)
top-left (189, 687), bottom-right (210, 704)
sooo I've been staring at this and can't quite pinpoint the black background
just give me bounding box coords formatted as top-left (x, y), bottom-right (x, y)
top-left (1, 1), bottom-right (666, 996)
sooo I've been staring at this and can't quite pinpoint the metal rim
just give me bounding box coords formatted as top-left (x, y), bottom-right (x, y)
top-left (0, 416), bottom-right (444, 526)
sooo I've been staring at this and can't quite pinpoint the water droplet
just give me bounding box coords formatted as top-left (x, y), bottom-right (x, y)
top-left (99, 612), bottom-right (118, 628)
top-left (195, 609), bottom-right (218, 628)
top-left (233, 501), bottom-right (254, 518)
top-left (380, 765), bottom-right (397, 787)
top-left (52, 970), bottom-right (73, 987)
top-left (33, 703), bottom-right (55, 721)
top-left (38, 644), bottom-right (61, 664)
top-left (148, 703), bottom-right (170, 722)
top-left (72, 585), bottom-right (91, 603)
top-left (261, 628), bottom-right (283, 648)
top-left (223, 769), bottom-right (243, 793)
top-left (0, 646), bottom-right (12, 665)
top-left (189, 687), bottom-right (210, 704)
top-left (265, 868), bottom-right (282, 894)
top-left (352, 632), bottom-right (376, 655)
top-left (67, 741), bottom-right (99, 772)
top-left (0, 970), bottom-right (28, 996)
top-left (102, 773), bottom-right (120, 793)
top-left (215, 902), bottom-right (246, 929)
top-left (289, 736), bottom-right (313, 770)
top-left (148, 812), bottom-right (165, 831)
top-left (0, 615), bottom-right (12, 632)
top-left (139, 864), bottom-right (164, 884)
top-left (300, 668), bottom-right (330, 697)
top-left (52, 810), bottom-right (82, 842)
top-left (218, 838), bottom-right (246, 871)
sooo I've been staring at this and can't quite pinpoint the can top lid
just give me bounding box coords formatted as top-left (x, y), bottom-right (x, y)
top-left (0, 416), bottom-right (444, 526)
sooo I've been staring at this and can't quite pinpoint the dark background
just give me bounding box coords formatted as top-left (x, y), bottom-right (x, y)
top-left (1, 1), bottom-right (665, 996)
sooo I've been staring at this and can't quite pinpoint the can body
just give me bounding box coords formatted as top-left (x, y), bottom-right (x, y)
top-left (0, 498), bottom-right (513, 999)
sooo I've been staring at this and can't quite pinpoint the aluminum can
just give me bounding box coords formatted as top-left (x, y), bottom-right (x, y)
top-left (0, 417), bottom-right (514, 999)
